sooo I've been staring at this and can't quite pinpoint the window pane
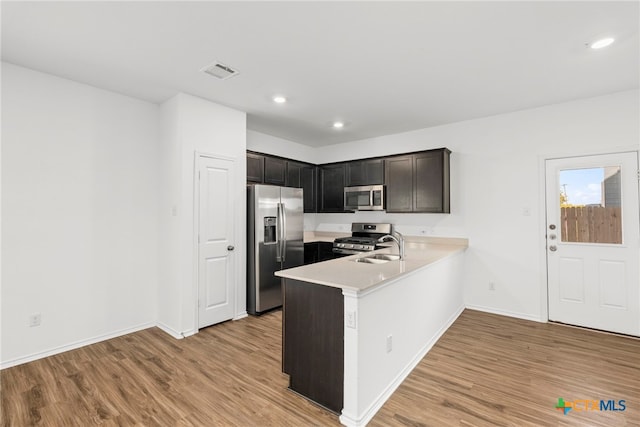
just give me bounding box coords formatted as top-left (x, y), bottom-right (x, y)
top-left (559, 166), bottom-right (621, 244)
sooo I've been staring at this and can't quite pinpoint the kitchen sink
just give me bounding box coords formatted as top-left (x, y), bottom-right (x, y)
top-left (351, 254), bottom-right (401, 264)
top-left (352, 257), bottom-right (387, 264)
top-left (369, 254), bottom-right (400, 261)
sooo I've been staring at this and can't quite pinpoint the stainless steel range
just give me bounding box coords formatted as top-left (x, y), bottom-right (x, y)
top-left (332, 223), bottom-right (393, 255)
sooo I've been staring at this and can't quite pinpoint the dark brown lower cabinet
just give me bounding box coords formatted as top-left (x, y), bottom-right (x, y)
top-left (282, 279), bottom-right (344, 413)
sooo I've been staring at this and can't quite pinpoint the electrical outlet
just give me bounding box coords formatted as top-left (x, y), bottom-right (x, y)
top-left (489, 282), bottom-right (496, 291)
top-left (346, 310), bottom-right (357, 329)
top-left (29, 313), bottom-right (41, 327)
top-left (386, 335), bottom-right (393, 353)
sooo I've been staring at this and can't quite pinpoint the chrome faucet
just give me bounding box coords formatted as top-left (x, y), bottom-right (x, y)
top-left (378, 229), bottom-right (405, 260)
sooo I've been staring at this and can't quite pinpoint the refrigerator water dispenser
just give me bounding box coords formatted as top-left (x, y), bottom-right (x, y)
top-left (264, 216), bottom-right (277, 244)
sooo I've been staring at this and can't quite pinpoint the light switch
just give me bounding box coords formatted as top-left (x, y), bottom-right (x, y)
top-left (346, 310), bottom-right (357, 329)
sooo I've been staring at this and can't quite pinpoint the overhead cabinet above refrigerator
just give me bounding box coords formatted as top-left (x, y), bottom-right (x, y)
top-left (247, 185), bottom-right (303, 315)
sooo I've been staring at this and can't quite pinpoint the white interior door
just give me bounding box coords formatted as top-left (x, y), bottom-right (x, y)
top-left (198, 155), bottom-right (236, 328)
top-left (546, 152), bottom-right (639, 336)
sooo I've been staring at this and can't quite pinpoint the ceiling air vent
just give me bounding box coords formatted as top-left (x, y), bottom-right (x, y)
top-left (201, 61), bottom-right (239, 80)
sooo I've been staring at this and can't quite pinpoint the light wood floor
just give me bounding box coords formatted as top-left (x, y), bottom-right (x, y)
top-left (2, 309), bottom-right (639, 426)
top-left (371, 310), bottom-right (639, 427)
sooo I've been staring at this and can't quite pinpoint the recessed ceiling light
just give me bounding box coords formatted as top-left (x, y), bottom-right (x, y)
top-left (273, 95), bottom-right (287, 104)
top-left (332, 121), bottom-right (344, 129)
top-left (588, 37), bottom-right (615, 50)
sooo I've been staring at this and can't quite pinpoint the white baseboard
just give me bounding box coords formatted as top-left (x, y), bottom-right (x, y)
top-left (182, 328), bottom-right (197, 338)
top-left (465, 304), bottom-right (545, 323)
top-left (156, 322), bottom-right (187, 339)
top-left (233, 312), bottom-right (248, 321)
top-left (0, 321), bottom-right (155, 370)
top-left (340, 304), bottom-right (465, 427)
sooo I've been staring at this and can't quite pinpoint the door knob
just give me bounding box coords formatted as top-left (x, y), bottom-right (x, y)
top-left (549, 245), bottom-right (557, 252)
top-left (549, 234), bottom-right (556, 240)
top-left (227, 245), bottom-right (235, 251)
top-left (549, 224), bottom-right (556, 230)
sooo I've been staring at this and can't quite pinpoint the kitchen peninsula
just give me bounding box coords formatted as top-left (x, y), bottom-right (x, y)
top-left (276, 237), bottom-right (468, 426)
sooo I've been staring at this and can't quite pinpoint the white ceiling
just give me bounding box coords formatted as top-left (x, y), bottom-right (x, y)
top-left (2, 1), bottom-right (638, 147)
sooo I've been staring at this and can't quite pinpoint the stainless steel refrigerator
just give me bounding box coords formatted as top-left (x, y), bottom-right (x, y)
top-left (247, 185), bottom-right (304, 315)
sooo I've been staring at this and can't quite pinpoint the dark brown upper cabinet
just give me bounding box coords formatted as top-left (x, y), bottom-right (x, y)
top-left (301, 165), bottom-right (317, 213)
top-left (248, 148), bottom-right (450, 214)
top-left (319, 163), bottom-right (347, 213)
top-left (247, 152), bottom-right (264, 183)
top-left (286, 161), bottom-right (318, 213)
top-left (385, 148), bottom-right (450, 213)
top-left (345, 159), bottom-right (384, 186)
top-left (285, 161), bottom-right (304, 188)
top-left (247, 152), bottom-right (317, 213)
top-left (264, 156), bottom-right (286, 186)
top-left (384, 155), bottom-right (414, 213)
top-left (414, 150), bottom-right (450, 213)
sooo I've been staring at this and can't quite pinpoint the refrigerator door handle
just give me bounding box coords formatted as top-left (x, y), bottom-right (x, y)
top-left (281, 202), bottom-right (287, 262)
top-left (276, 203), bottom-right (283, 262)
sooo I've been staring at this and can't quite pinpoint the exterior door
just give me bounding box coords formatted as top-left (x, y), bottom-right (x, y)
top-left (198, 155), bottom-right (236, 328)
top-left (546, 152), bottom-right (639, 336)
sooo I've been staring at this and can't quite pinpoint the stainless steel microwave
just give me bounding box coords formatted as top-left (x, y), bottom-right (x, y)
top-left (344, 185), bottom-right (385, 211)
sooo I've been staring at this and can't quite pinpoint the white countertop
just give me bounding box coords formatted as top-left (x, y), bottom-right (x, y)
top-left (276, 238), bottom-right (468, 293)
top-left (303, 231), bottom-right (349, 243)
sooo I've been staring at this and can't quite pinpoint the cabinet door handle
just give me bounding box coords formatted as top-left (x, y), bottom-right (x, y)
top-left (227, 245), bottom-right (235, 251)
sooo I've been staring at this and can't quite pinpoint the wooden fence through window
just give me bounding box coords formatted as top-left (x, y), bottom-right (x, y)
top-left (560, 206), bottom-right (622, 244)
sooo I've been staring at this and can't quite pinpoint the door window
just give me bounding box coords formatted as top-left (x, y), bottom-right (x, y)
top-left (558, 166), bottom-right (622, 244)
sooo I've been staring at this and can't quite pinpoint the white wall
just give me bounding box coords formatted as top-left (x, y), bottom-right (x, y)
top-left (247, 130), bottom-right (316, 164)
top-left (158, 96), bottom-right (182, 334)
top-left (308, 90), bottom-right (639, 321)
top-left (158, 93), bottom-right (247, 337)
top-left (1, 63), bottom-right (160, 367)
